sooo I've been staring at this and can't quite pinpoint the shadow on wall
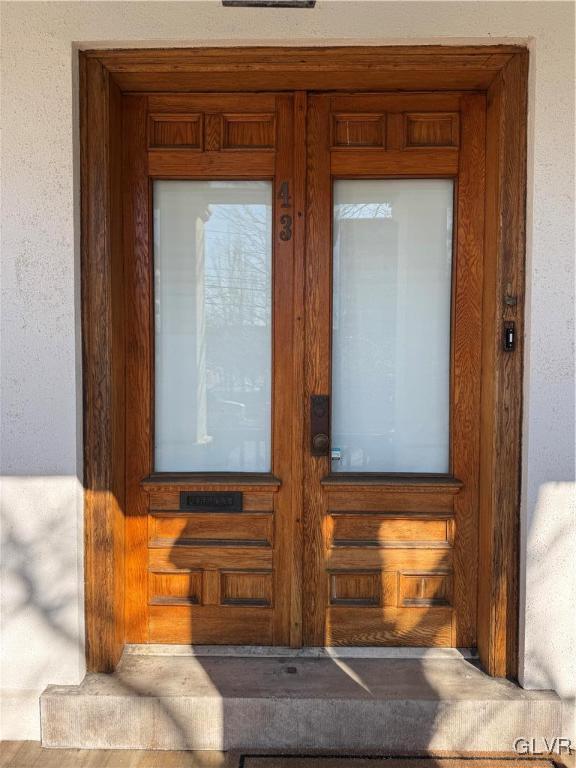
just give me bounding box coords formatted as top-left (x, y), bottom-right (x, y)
top-left (0, 476), bottom-right (85, 739)
top-left (520, 481), bottom-right (576, 737)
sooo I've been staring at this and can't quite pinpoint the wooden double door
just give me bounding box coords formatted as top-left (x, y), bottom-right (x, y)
top-left (124, 90), bottom-right (485, 648)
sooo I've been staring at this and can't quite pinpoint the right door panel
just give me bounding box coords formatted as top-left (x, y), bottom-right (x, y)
top-left (303, 93), bottom-right (486, 647)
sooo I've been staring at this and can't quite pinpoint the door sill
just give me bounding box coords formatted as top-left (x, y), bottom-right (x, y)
top-left (123, 644), bottom-right (478, 659)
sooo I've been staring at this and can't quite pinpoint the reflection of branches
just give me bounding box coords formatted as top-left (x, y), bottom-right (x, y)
top-left (205, 204), bottom-right (271, 329)
top-left (335, 202), bottom-right (392, 220)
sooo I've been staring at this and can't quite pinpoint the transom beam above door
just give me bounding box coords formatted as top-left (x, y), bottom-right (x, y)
top-left (84, 45), bottom-right (520, 92)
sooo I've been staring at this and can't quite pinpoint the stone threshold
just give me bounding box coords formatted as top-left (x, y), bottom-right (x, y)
top-left (41, 652), bottom-right (562, 752)
top-left (124, 644), bottom-right (479, 659)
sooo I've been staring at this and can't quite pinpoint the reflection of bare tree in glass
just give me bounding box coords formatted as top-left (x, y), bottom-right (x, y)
top-left (201, 203), bottom-right (272, 468)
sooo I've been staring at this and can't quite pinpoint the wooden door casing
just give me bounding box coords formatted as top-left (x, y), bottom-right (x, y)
top-left (81, 46), bottom-right (528, 674)
top-left (303, 92), bottom-right (486, 647)
top-left (123, 92), bottom-right (303, 645)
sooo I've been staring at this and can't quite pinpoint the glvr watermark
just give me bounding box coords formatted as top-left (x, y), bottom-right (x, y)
top-left (513, 737), bottom-right (573, 755)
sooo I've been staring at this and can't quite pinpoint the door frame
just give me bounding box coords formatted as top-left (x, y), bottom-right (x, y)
top-left (80, 45), bottom-right (528, 676)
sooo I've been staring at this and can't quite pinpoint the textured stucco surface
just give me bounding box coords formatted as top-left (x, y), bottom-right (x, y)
top-left (1, 0), bottom-right (574, 742)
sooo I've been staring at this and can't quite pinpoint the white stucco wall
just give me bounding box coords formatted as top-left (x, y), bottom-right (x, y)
top-left (1, 0), bottom-right (574, 743)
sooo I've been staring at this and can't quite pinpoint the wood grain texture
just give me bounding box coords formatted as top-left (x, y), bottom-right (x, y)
top-left (148, 113), bottom-right (202, 149)
top-left (332, 114), bottom-right (385, 147)
top-left (150, 547), bottom-right (272, 571)
top-left (148, 92), bottom-right (278, 113)
top-left (148, 571), bottom-right (202, 605)
top-left (81, 55), bottom-right (125, 672)
top-left (327, 491), bottom-right (455, 513)
top-left (149, 513), bottom-right (274, 547)
top-left (399, 573), bottom-right (452, 606)
top-left (405, 113), bottom-right (460, 147)
top-left (451, 93), bottom-right (486, 647)
top-left (221, 571), bottom-right (273, 606)
top-left (87, 46), bottom-right (520, 93)
top-left (328, 548), bottom-right (453, 572)
top-left (326, 606), bottom-right (453, 646)
top-left (289, 92), bottom-right (307, 647)
top-left (270, 94), bottom-right (297, 645)
top-left (478, 52), bottom-right (528, 677)
top-left (328, 516), bottom-right (450, 547)
top-left (302, 94), bottom-right (332, 645)
top-left (331, 148), bottom-right (458, 176)
top-left (123, 94), bottom-right (151, 644)
top-left (148, 149), bottom-right (274, 177)
top-left (149, 605), bottom-right (273, 644)
top-left (222, 113), bottom-right (276, 149)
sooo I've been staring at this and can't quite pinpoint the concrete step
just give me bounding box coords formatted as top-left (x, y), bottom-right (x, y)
top-left (40, 650), bottom-right (562, 752)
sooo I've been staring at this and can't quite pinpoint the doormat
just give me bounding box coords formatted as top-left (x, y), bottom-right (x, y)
top-left (240, 758), bottom-right (558, 768)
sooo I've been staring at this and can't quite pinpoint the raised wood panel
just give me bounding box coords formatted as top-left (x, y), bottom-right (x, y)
top-left (329, 571), bottom-right (397, 607)
top-left (148, 571), bottom-right (202, 605)
top-left (149, 512), bottom-right (273, 546)
top-left (405, 112), bottom-right (460, 147)
top-left (149, 605), bottom-right (273, 644)
top-left (222, 113), bottom-right (276, 149)
top-left (332, 114), bottom-right (385, 147)
top-left (221, 570), bottom-right (273, 606)
top-left (328, 515), bottom-right (450, 547)
top-left (330, 572), bottom-right (379, 605)
top-left (326, 606), bottom-right (453, 646)
top-left (148, 490), bottom-right (275, 511)
top-left (399, 572), bottom-right (452, 607)
top-left (149, 113), bottom-right (202, 149)
top-left (149, 546), bottom-right (272, 571)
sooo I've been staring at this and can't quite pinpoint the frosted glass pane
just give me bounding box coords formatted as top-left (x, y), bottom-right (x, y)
top-left (154, 180), bottom-right (272, 472)
top-left (332, 179), bottom-right (453, 473)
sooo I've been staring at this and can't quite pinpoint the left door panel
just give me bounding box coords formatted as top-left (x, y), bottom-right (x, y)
top-left (123, 93), bottom-right (298, 645)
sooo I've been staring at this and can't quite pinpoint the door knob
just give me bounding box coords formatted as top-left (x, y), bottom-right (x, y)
top-left (312, 433), bottom-right (330, 453)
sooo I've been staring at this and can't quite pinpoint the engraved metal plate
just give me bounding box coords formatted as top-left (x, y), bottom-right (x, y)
top-left (179, 491), bottom-right (243, 512)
